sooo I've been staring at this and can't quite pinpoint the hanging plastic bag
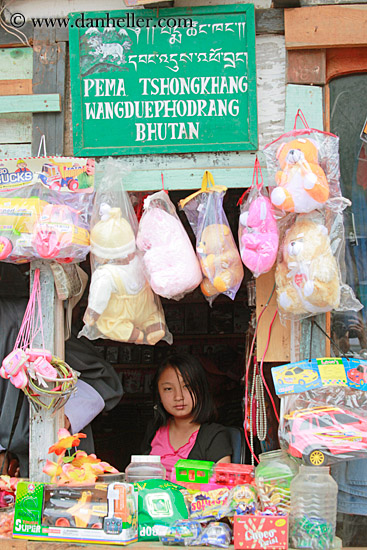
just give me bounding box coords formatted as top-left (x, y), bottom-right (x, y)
top-left (263, 109), bottom-right (345, 215)
top-left (238, 158), bottom-right (279, 277)
top-left (279, 384), bottom-right (367, 466)
top-left (0, 155), bottom-right (94, 264)
top-left (0, 268), bottom-right (78, 412)
top-left (275, 210), bottom-right (362, 322)
top-left (79, 158), bottom-right (172, 345)
top-left (136, 190), bottom-right (202, 300)
top-left (179, 171), bottom-right (244, 305)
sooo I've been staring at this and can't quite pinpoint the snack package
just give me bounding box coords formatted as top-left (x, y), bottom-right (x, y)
top-left (0, 156), bottom-right (94, 263)
top-left (275, 211), bottom-right (362, 322)
top-left (134, 480), bottom-right (188, 541)
top-left (217, 485), bottom-right (258, 519)
top-left (184, 487), bottom-right (230, 522)
top-left (279, 385), bottom-right (367, 466)
top-left (263, 112), bottom-right (344, 215)
top-left (80, 159), bottom-right (171, 345)
top-left (136, 190), bottom-right (202, 300)
top-left (179, 171), bottom-right (244, 304)
top-left (159, 519), bottom-right (202, 546)
top-left (238, 159), bottom-right (279, 277)
top-left (194, 522), bottom-right (232, 548)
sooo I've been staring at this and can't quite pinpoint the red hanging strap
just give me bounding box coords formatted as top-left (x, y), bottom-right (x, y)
top-left (294, 108), bottom-right (310, 130)
top-left (237, 157), bottom-right (263, 206)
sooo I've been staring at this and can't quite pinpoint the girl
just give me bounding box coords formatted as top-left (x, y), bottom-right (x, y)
top-left (142, 353), bottom-right (232, 479)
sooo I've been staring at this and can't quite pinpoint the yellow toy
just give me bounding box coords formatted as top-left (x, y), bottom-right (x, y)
top-left (82, 205), bottom-right (167, 345)
top-left (197, 223), bottom-right (244, 298)
top-left (275, 216), bottom-right (340, 317)
top-left (271, 138), bottom-right (329, 213)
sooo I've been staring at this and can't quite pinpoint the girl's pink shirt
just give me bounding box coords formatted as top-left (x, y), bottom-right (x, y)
top-left (150, 424), bottom-right (199, 480)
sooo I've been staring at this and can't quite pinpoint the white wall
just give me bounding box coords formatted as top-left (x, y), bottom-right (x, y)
top-left (7, 0), bottom-right (271, 19)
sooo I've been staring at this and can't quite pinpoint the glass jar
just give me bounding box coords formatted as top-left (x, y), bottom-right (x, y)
top-left (290, 465), bottom-right (338, 550)
top-left (125, 455), bottom-right (166, 483)
top-left (255, 449), bottom-right (299, 513)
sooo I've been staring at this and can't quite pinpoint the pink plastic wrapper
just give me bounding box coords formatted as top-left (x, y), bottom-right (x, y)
top-left (263, 111), bottom-right (344, 215)
top-left (136, 190), bottom-right (202, 300)
top-left (238, 159), bottom-right (279, 278)
top-left (179, 171), bottom-right (244, 305)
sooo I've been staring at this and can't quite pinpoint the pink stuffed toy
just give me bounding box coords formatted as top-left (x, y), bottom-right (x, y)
top-left (239, 195), bottom-right (279, 277)
top-left (136, 192), bottom-right (202, 300)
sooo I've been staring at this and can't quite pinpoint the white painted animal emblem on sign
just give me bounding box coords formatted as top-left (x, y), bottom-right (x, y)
top-left (94, 42), bottom-right (126, 63)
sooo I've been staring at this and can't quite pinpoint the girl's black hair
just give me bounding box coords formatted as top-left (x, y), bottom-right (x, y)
top-left (144, 353), bottom-right (216, 448)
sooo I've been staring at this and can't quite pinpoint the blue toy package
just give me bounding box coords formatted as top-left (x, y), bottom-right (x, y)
top-left (159, 519), bottom-right (202, 546)
top-left (272, 357), bottom-right (367, 396)
top-left (194, 522), bottom-right (232, 548)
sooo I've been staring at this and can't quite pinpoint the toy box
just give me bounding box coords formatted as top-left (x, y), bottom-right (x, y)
top-left (272, 357), bottom-right (367, 396)
top-left (234, 515), bottom-right (288, 550)
top-left (174, 460), bottom-right (255, 491)
top-left (13, 481), bottom-right (138, 545)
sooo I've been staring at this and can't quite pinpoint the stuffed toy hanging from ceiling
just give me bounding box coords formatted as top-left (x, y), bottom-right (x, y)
top-left (79, 159), bottom-right (172, 346)
top-left (263, 110), bottom-right (344, 215)
top-left (238, 157), bottom-right (279, 278)
top-left (179, 170), bottom-right (244, 305)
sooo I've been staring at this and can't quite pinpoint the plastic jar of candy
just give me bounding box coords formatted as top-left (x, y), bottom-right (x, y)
top-left (290, 465), bottom-right (337, 550)
top-left (125, 455), bottom-right (166, 482)
top-left (255, 449), bottom-right (299, 513)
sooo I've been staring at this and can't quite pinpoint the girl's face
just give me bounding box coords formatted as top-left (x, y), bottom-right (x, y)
top-left (158, 366), bottom-right (195, 420)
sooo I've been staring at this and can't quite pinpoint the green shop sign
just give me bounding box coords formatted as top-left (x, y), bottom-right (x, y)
top-left (69, 5), bottom-right (257, 156)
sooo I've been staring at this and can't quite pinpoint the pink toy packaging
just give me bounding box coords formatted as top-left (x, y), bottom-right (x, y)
top-left (179, 171), bottom-right (244, 305)
top-left (263, 110), bottom-right (344, 216)
top-left (136, 190), bottom-right (202, 300)
top-left (0, 156), bottom-right (94, 264)
top-left (238, 158), bottom-right (279, 278)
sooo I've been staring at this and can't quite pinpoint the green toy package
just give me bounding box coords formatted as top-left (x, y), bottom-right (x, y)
top-left (134, 479), bottom-right (188, 541)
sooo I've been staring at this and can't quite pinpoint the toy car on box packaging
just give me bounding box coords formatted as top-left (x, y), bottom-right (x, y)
top-left (283, 405), bottom-right (367, 466)
top-left (13, 481), bottom-right (137, 545)
top-left (273, 358), bottom-right (367, 466)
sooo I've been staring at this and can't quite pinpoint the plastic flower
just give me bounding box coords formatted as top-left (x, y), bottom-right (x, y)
top-left (42, 430), bottom-right (118, 485)
top-left (43, 460), bottom-right (63, 484)
top-left (48, 428), bottom-right (87, 456)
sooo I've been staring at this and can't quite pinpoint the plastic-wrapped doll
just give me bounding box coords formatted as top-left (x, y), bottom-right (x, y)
top-left (82, 204), bottom-right (167, 345)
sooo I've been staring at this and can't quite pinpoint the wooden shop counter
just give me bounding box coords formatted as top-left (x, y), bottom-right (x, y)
top-left (0, 540), bottom-right (359, 550)
top-left (1, 541), bottom-right (210, 550)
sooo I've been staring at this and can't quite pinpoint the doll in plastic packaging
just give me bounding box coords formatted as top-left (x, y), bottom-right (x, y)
top-left (80, 159), bottom-right (169, 345)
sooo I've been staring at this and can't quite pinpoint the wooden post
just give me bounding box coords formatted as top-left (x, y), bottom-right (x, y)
top-left (29, 262), bottom-right (64, 481)
top-left (29, 25), bottom-right (67, 480)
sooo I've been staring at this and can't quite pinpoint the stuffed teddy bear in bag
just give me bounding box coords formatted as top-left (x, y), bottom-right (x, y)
top-left (83, 205), bottom-right (167, 345)
top-left (275, 217), bottom-right (340, 317)
top-left (197, 223), bottom-right (244, 298)
top-left (136, 205), bottom-right (202, 299)
top-left (271, 138), bottom-right (329, 213)
top-left (239, 195), bottom-right (279, 277)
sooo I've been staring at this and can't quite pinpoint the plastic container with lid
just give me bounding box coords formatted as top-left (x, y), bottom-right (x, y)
top-left (125, 455), bottom-right (166, 483)
top-left (290, 465), bottom-right (338, 550)
top-left (255, 448), bottom-right (299, 513)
